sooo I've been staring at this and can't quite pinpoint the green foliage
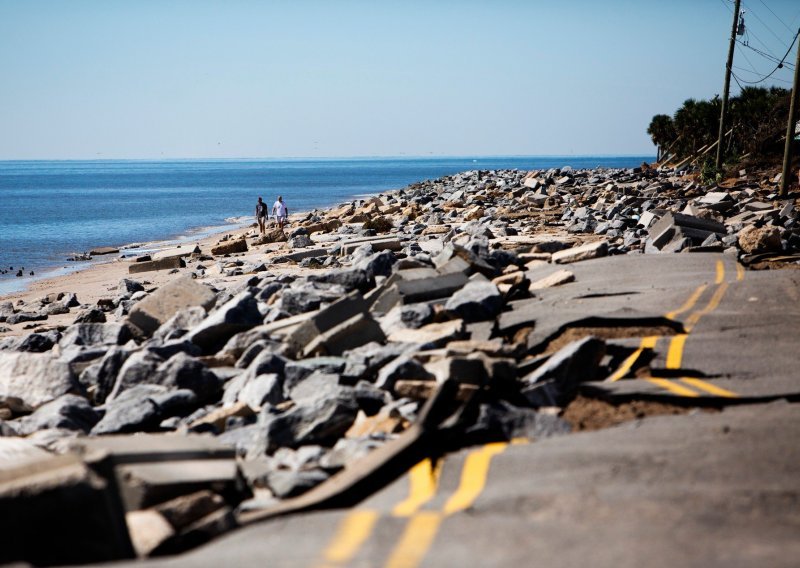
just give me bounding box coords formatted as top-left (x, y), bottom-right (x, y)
top-left (648, 87), bottom-right (790, 163)
top-left (700, 157), bottom-right (722, 185)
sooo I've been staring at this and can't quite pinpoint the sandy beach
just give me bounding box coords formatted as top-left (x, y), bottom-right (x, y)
top-left (0, 215), bottom-right (306, 339)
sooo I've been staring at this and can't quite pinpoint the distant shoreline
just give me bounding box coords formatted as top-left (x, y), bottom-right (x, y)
top-left (0, 157), bottom-right (653, 298)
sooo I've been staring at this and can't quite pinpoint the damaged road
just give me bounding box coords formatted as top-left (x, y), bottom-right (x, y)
top-left (2, 165), bottom-right (800, 567)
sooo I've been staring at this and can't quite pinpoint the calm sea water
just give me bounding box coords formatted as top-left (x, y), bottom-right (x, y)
top-left (0, 156), bottom-right (651, 294)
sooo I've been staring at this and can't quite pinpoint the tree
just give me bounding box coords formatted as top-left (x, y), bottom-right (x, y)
top-left (647, 114), bottom-right (676, 160)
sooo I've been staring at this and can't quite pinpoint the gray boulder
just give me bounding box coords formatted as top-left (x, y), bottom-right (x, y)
top-left (444, 280), bottom-right (503, 322)
top-left (187, 292), bottom-right (262, 352)
top-left (14, 394), bottom-right (99, 435)
top-left (0, 352), bottom-right (79, 410)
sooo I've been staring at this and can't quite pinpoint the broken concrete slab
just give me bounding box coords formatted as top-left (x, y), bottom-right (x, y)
top-left (211, 239), bottom-right (248, 256)
top-left (0, 453), bottom-right (134, 564)
top-left (551, 240), bottom-right (608, 264)
top-left (520, 336), bottom-right (606, 407)
top-left (387, 319), bottom-right (466, 348)
top-left (129, 256), bottom-right (186, 274)
top-left (529, 269), bottom-right (575, 290)
top-left (128, 277), bottom-right (217, 336)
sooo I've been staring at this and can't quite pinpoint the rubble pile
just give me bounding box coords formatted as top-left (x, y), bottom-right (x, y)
top-left (1, 165), bottom-right (798, 564)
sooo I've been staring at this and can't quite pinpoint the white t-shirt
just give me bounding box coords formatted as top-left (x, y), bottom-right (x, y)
top-left (273, 200), bottom-right (287, 217)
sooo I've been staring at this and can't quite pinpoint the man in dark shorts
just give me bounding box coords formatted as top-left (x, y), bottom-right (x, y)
top-left (255, 196), bottom-right (268, 235)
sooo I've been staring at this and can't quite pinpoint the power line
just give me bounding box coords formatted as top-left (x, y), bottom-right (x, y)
top-left (755, 0), bottom-right (794, 34)
top-left (732, 31), bottom-right (797, 83)
top-left (742, 0), bottom-right (791, 49)
top-left (737, 39), bottom-right (795, 71)
top-left (732, 66), bottom-right (793, 85)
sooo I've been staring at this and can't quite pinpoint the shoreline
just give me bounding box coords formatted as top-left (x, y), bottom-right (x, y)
top-left (0, 217), bottom-right (252, 297)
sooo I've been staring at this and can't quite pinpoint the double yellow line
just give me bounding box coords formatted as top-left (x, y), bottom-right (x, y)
top-left (317, 442), bottom-right (512, 568)
top-left (608, 259), bottom-right (743, 398)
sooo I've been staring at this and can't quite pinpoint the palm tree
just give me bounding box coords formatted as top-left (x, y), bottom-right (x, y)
top-left (647, 114), bottom-right (676, 160)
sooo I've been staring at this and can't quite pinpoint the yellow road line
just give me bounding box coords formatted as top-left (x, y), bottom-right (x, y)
top-left (684, 282), bottom-right (729, 330)
top-left (384, 511), bottom-right (443, 568)
top-left (384, 443), bottom-right (509, 568)
top-left (715, 260), bottom-right (725, 284)
top-left (392, 459), bottom-right (441, 517)
top-left (641, 336), bottom-right (658, 349)
top-left (442, 442), bottom-right (508, 515)
top-left (665, 283), bottom-right (708, 320)
top-left (607, 347), bottom-right (643, 382)
top-left (736, 263), bottom-right (745, 281)
top-left (665, 334), bottom-right (687, 369)
top-left (319, 510), bottom-right (380, 566)
top-left (679, 377), bottom-right (738, 398)
top-left (318, 458), bottom-right (440, 567)
top-left (645, 377), bottom-right (700, 397)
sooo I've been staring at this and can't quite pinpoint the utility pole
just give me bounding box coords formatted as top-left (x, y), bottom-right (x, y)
top-left (716, 0), bottom-right (741, 172)
top-left (780, 29), bottom-right (800, 197)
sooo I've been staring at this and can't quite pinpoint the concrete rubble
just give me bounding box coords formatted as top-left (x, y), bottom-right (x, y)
top-left (1, 164), bottom-right (799, 564)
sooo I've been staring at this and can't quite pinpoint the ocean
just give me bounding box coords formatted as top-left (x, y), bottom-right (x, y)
top-left (0, 156), bottom-right (652, 294)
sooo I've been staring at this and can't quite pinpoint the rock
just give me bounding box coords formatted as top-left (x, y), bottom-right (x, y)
top-left (375, 354), bottom-right (435, 391)
top-left (74, 308), bottom-right (107, 324)
top-left (252, 396), bottom-right (359, 455)
top-left (59, 323), bottom-right (132, 349)
top-left (106, 350), bottom-right (164, 401)
top-left (387, 319), bottom-right (466, 348)
top-left (444, 280), bottom-right (503, 322)
top-left (0, 301), bottom-right (14, 323)
top-left (551, 240), bottom-right (608, 264)
top-left (260, 228), bottom-right (288, 243)
top-left (0, 352), bottom-right (79, 410)
top-left (15, 332), bottom-right (58, 353)
top-left (90, 246), bottom-right (120, 255)
top-left (6, 312), bottom-right (47, 325)
top-left (155, 490), bottom-right (226, 531)
top-left (186, 292), bottom-right (262, 353)
top-left (223, 373), bottom-right (283, 410)
top-left (119, 278), bottom-right (145, 294)
top-left (152, 352), bottom-right (221, 401)
top-left (0, 450), bottom-right (131, 565)
top-left (126, 509), bottom-right (175, 557)
top-left (301, 313), bottom-right (386, 358)
top-left (128, 276), bottom-right (217, 336)
top-left (521, 337), bottom-right (606, 407)
top-left (528, 269), bottom-right (575, 290)
top-left (738, 225), bottom-right (782, 254)
top-left (264, 468), bottom-right (330, 499)
top-left (129, 256), bottom-right (185, 274)
top-left (211, 238), bottom-right (248, 255)
top-left (283, 356), bottom-right (347, 394)
top-left (354, 250), bottom-right (397, 279)
top-left (341, 342), bottom-right (412, 383)
top-left (465, 400), bottom-right (571, 442)
top-left (14, 394), bottom-right (99, 435)
top-left (307, 268), bottom-right (373, 294)
top-left (379, 303), bottom-right (435, 335)
top-left (92, 385), bottom-right (198, 435)
top-left (287, 234), bottom-right (314, 248)
top-left (153, 306), bottom-right (207, 342)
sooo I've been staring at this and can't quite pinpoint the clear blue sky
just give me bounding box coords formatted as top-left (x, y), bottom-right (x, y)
top-left (1, 0), bottom-right (798, 159)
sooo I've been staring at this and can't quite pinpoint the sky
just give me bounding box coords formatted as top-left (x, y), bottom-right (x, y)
top-left (0, 0), bottom-right (799, 159)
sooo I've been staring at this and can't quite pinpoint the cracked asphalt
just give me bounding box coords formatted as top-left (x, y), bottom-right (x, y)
top-left (108, 253), bottom-right (800, 568)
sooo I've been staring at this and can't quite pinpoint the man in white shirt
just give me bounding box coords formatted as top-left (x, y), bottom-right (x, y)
top-left (272, 195), bottom-right (289, 229)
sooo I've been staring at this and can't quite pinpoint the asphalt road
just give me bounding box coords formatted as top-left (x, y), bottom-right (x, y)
top-left (109, 253), bottom-right (800, 568)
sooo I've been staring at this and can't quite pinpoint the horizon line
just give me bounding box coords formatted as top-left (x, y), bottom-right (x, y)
top-left (0, 153), bottom-right (656, 163)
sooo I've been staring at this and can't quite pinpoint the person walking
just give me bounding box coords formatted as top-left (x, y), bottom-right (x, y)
top-left (272, 195), bottom-right (289, 229)
top-left (255, 196), bottom-right (268, 235)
